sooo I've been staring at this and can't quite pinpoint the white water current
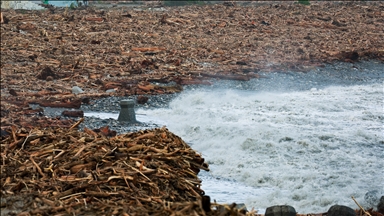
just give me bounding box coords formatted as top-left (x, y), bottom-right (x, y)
top-left (137, 83), bottom-right (383, 212)
top-left (85, 63), bottom-right (384, 213)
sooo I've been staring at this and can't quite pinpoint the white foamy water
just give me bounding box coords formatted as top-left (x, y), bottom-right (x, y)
top-left (136, 82), bottom-right (384, 213)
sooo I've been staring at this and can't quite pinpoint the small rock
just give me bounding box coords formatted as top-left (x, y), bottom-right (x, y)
top-left (81, 98), bottom-right (90, 104)
top-left (236, 61), bottom-right (247, 65)
top-left (378, 196), bottom-right (384, 214)
top-left (327, 205), bottom-right (355, 216)
top-left (265, 205), bottom-right (296, 216)
top-left (106, 89), bottom-right (116, 93)
top-left (72, 86), bottom-right (84, 94)
top-left (137, 95), bottom-right (149, 104)
top-left (9, 89), bottom-right (18, 96)
top-left (19, 30), bottom-right (27, 35)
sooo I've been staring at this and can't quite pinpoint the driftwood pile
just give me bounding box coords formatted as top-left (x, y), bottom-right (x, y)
top-left (1, 125), bottom-right (247, 215)
top-left (1, 2), bottom-right (383, 110)
top-left (1, 2), bottom-right (384, 215)
top-left (0, 100), bottom-right (76, 131)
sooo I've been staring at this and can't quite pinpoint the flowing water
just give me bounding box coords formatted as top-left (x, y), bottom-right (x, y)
top-left (86, 61), bottom-right (384, 213)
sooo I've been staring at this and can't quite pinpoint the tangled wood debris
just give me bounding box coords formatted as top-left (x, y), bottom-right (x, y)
top-left (1, 2), bottom-right (383, 107)
top-left (0, 126), bottom-right (235, 215)
top-left (1, 2), bottom-right (384, 215)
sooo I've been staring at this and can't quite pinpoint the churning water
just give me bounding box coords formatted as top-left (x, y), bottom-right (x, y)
top-left (135, 62), bottom-right (384, 213)
top-left (84, 61), bottom-right (383, 213)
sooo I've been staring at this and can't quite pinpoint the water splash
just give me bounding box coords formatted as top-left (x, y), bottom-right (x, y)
top-left (138, 81), bottom-right (383, 213)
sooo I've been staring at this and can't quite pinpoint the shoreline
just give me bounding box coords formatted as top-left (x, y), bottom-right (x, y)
top-left (1, 1), bottom-right (384, 215)
top-left (2, 60), bottom-right (383, 215)
top-left (1, 2), bottom-right (383, 97)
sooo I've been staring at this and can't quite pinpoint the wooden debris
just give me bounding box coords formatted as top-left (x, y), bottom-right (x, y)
top-left (92, 125), bottom-right (116, 137)
top-left (137, 95), bottom-right (149, 104)
top-left (352, 196), bottom-right (372, 216)
top-left (0, 126), bottom-right (213, 215)
top-left (62, 110), bottom-right (84, 118)
top-left (1, 2), bottom-right (383, 215)
top-left (35, 99), bottom-right (82, 109)
top-left (1, 2), bottom-right (382, 112)
top-left (85, 17), bottom-right (103, 22)
top-left (69, 117), bottom-right (84, 130)
top-left (131, 47), bottom-right (166, 52)
top-left (1, 101), bottom-right (75, 129)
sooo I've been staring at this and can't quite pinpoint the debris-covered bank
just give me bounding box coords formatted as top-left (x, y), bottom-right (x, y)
top-left (1, 1), bottom-right (384, 215)
top-left (1, 2), bottom-right (383, 105)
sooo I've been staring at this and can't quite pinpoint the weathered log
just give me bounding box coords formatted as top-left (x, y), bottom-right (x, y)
top-left (62, 110), bottom-right (84, 117)
top-left (35, 99), bottom-right (82, 109)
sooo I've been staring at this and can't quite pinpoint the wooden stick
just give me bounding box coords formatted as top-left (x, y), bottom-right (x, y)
top-left (69, 118), bottom-right (84, 130)
top-left (59, 192), bottom-right (85, 200)
top-left (124, 161), bottom-right (151, 182)
top-left (30, 155), bottom-right (46, 178)
top-left (352, 196), bottom-right (372, 216)
top-left (11, 126), bottom-right (17, 143)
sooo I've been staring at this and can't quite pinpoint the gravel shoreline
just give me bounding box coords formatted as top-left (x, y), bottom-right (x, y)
top-left (37, 60), bottom-right (384, 135)
top-left (37, 93), bottom-right (179, 135)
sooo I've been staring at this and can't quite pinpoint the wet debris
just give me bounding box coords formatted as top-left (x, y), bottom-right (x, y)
top-left (0, 126), bottom-right (215, 215)
top-left (1, 2), bottom-right (383, 110)
top-left (137, 95), bottom-right (149, 104)
top-left (91, 125), bottom-right (116, 137)
top-left (1, 2), bottom-right (384, 215)
top-left (0, 121), bottom-right (269, 215)
top-left (62, 110), bottom-right (84, 118)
